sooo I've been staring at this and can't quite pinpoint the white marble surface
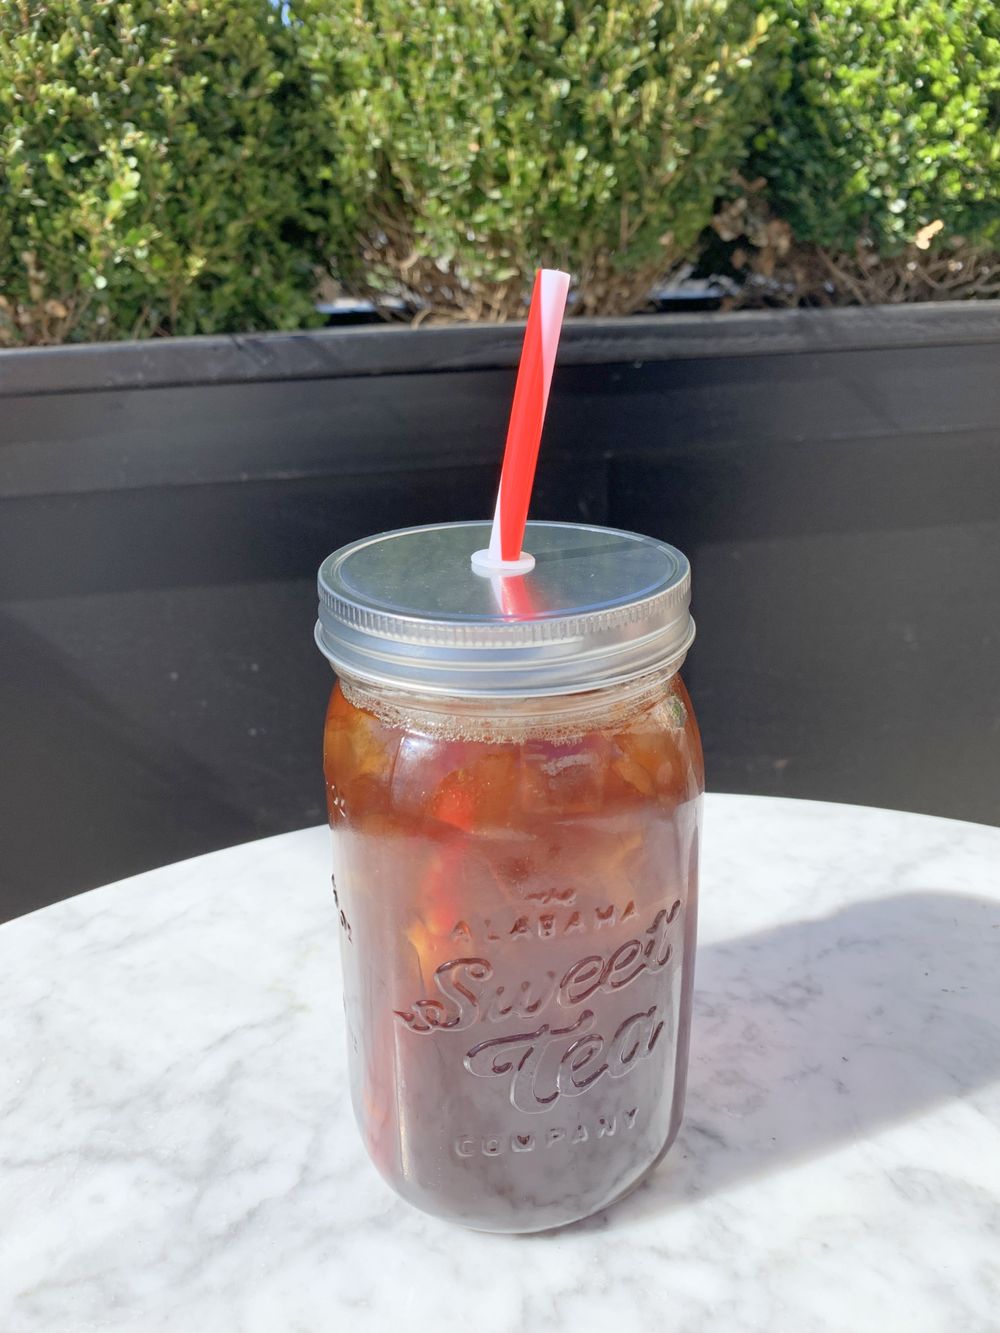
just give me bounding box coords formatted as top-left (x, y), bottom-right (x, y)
top-left (2, 794), bottom-right (999, 1332)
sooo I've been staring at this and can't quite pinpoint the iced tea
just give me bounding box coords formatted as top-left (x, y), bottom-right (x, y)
top-left (325, 668), bottom-right (703, 1231)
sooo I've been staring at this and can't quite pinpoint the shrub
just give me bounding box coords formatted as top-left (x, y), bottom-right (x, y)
top-left (710, 177), bottom-right (1000, 307)
top-left (750, 0), bottom-right (1000, 257)
top-left (295, 0), bottom-right (775, 320)
top-left (0, 0), bottom-right (320, 345)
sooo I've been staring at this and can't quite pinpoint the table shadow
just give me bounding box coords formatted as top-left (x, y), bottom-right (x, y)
top-left (605, 889), bottom-right (1000, 1225)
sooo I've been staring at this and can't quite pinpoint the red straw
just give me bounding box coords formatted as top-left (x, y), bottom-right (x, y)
top-left (492, 269), bottom-right (571, 563)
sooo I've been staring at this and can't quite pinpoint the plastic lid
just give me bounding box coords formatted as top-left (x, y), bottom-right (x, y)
top-left (315, 521), bottom-right (694, 698)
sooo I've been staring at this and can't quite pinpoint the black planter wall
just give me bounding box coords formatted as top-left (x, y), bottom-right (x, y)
top-left (2, 303), bottom-right (999, 921)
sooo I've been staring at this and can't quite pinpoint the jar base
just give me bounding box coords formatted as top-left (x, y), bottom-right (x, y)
top-left (423, 1118), bottom-right (683, 1236)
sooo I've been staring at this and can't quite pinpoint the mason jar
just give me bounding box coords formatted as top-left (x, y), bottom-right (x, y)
top-left (316, 521), bottom-right (703, 1232)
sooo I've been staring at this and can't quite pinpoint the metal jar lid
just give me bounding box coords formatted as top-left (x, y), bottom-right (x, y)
top-left (315, 521), bottom-right (694, 698)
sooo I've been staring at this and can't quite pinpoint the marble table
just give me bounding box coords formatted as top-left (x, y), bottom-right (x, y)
top-left (2, 794), bottom-right (999, 1332)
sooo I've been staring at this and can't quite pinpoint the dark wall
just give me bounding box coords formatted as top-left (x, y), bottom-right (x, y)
top-left (2, 306), bottom-right (999, 921)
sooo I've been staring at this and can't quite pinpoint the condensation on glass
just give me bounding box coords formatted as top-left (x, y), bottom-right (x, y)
top-left (316, 522), bottom-right (704, 1232)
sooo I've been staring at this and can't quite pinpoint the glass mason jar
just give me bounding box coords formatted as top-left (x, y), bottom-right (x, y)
top-left (316, 522), bottom-right (703, 1232)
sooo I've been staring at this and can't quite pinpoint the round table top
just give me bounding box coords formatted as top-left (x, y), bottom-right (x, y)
top-left (2, 794), bottom-right (999, 1332)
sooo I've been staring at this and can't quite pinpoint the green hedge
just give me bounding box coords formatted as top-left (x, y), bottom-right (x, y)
top-left (0, 0), bottom-right (319, 345)
top-left (751, 0), bottom-right (1000, 256)
top-left (3, 0), bottom-right (1000, 342)
top-left (294, 0), bottom-right (775, 319)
